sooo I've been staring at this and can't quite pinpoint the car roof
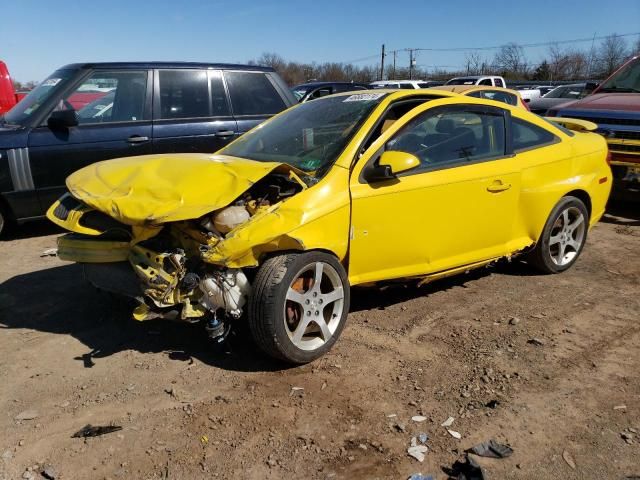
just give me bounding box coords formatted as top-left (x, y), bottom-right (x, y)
top-left (431, 85), bottom-right (521, 96)
top-left (58, 62), bottom-right (274, 72)
top-left (294, 81), bottom-right (367, 88)
top-left (370, 79), bottom-right (425, 84)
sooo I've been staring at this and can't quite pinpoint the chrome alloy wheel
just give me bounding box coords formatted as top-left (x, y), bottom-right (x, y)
top-left (283, 261), bottom-right (345, 351)
top-left (548, 206), bottom-right (586, 267)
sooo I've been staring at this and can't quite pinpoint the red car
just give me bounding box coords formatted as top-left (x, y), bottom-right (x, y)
top-left (0, 61), bottom-right (21, 115)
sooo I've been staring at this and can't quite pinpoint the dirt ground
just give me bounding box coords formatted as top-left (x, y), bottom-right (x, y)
top-left (1, 203), bottom-right (639, 480)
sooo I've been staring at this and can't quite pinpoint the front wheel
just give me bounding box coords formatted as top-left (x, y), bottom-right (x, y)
top-left (248, 251), bottom-right (350, 364)
top-left (528, 196), bottom-right (589, 274)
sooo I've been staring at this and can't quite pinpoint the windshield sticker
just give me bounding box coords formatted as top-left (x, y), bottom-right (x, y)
top-left (42, 78), bottom-right (62, 87)
top-left (343, 93), bottom-right (385, 102)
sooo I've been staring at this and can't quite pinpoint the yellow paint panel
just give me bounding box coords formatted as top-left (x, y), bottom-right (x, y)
top-left (65, 153), bottom-right (283, 225)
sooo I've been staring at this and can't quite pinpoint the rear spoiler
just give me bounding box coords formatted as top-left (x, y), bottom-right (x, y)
top-left (544, 117), bottom-right (598, 132)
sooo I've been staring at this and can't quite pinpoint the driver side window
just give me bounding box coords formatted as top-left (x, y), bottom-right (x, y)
top-left (58, 70), bottom-right (148, 124)
top-left (385, 107), bottom-right (506, 173)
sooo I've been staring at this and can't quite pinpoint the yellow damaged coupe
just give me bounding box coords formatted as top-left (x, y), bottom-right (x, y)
top-left (47, 89), bottom-right (611, 363)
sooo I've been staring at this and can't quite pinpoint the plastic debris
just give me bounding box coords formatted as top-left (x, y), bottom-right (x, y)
top-left (418, 432), bottom-right (429, 444)
top-left (470, 439), bottom-right (513, 458)
top-left (290, 387), bottom-right (304, 397)
top-left (613, 405), bottom-right (627, 410)
top-left (562, 449), bottom-right (576, 469)
top-left (407, 445), bottom-right (429, 462)
top-left (453, 454), bottom-right (486, 480)
top-left (411, 415), bottom-right (427, 422)
top-left (72, 424), bottom-right (122, 438)
top-left (40, 248), bottom-right (58, 257)
top-left (14, 410), bottom-right (39, 421)
top-left (407, 474), bottom-right (434, 480)
top-left (447, 429), bottom-right (462, 439)
top-left (200, 435), bottom-right (209, 445)
top-left (441, 416), bottom-right (455, 427)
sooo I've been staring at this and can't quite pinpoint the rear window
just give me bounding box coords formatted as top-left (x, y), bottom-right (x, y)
top-left (158, 70), bottom-right (209, 119)
top-left (224, 71), bottom-right (285, 116)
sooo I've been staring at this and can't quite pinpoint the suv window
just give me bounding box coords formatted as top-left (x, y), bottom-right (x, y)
top-left (66, 71), bottom-right (148, 124)
top-left (158, 70), bottom-right (209, 119)
top-left (512, 117), bottom-right (557, 151)
top-left (495, 78), bottom-right (505, 88)
top-left (210, 71), bottom-right (231, 116)
top-left (386, 106), bottom-right (506, 172)
top-left (478, 78), bottom-right (492, 86)
top-left (225, 71), bottom-right (285, 116)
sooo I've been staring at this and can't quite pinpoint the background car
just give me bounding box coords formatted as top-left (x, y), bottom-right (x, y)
top-left (292, 81), bottom-right (369, 102)
top-left (528, 83), bottom-right (587, 114)
top-left (513, 85), bottom-right (542, 103)
top-left (430, 85), bottom-right (529, 109)
top-left (0, 62), bottom-right (296, 235)
top-left (48, 89), bottom-right (611, 364)
top-left (444, 75), bottom-right (506, 88)
top-left (369, 80), bottom-right (443, 89)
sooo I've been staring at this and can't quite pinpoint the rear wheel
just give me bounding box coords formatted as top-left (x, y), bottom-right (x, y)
top-left (248, 251), bottom-right (350, 364)
top-left (529, 196), bottom-right (589, 273)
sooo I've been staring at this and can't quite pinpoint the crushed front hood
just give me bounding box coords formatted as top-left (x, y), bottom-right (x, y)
top-left (66, 154), bottom-right (282, 225)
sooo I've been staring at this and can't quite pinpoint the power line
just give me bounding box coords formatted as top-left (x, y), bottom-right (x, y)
top-left (345, 31), bottom-right (640, 63)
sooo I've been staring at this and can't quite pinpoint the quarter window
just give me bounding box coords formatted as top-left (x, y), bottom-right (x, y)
top-left (158, 70), bottom-right (209, 119)
top-left (386, 107), bottom-right (506, 172)
top-left (512, 118), bottom-right (557, 151)
top-left (68, 71), bottom-right (148, 124)
top-left (225, 71), bottom-right (285, 116)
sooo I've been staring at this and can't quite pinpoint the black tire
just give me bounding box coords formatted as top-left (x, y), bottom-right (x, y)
top-left (248, 251), bottom-right (350, 364)
top-left (0, 205), bottom-right (11, 238)
top-left (528, 196), bottom-right (590, 274)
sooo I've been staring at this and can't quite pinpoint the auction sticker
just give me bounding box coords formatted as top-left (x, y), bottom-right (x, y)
top-left (343, 93), bottom-right (385, 102)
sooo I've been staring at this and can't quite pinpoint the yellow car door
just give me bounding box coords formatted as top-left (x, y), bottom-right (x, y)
top-left (349, 103), bottom-right (522, 285)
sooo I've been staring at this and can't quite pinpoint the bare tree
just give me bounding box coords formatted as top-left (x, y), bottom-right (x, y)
top-left (464, 52), bottom-right (482, 75)
top-left (596, 34), bottom-right (629, 77)
top-left (493, 43), bottom-right (526, 78)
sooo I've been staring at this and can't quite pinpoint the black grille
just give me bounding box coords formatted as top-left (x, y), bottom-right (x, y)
top-left (53, 195), bottom-right (81, 221)
top-left (609, 143), bottom-right (640, 153)
top-left (562, 115), bottom-right (640, 127)
top-left (80, 211), bottom-right (131, 239)
top-left (613, 131), bottom-right (640, 140)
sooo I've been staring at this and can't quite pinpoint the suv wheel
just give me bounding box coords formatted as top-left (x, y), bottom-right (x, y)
top-left (529, 196), bottom-right (589, 274)
top-left (248, 251), bottom-right (350, 364)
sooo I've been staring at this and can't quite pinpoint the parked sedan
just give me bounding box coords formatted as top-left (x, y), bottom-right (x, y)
top-left (292, 82), bottom-right (369, 102)
top-left (528, 83), bottom-right (587, 115)
top-left (430, 85), bottom-right (529, 109)
top-left (48, 89), bottom-right (611, 363)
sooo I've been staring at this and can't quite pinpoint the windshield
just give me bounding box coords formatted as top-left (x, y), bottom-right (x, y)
top-left (445, 78), bottom-right (477, 85)
top-left (220, 93), bottom-right (385, 173)
top-left (292, 86), bottom-right (311, 101)
top-left (599, 57), bottom-right (640, 93)
top-left (543, 85), bottom-right (584, 99)
top-left (3, 69), bottom-right (76, 125)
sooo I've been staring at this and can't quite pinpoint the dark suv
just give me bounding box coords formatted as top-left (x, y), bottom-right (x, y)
top-left (0, 62), bottom-right (295, 235)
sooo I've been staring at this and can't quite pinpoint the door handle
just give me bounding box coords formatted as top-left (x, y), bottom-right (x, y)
top-left (215, 130), bottom-right (235, 138)
top-left (486, 180), bottom-right (512, 193)
top-left (127, 135), bottom-right (149, 144)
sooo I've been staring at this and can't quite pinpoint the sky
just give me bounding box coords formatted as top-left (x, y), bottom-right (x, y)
top-left (1, 0), bottom-right (639, 82)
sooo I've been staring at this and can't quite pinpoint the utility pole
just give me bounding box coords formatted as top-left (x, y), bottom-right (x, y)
top-left (408, 49), bottom-right (416, 80)
top-left (392, 50), bottom-right (396, 79)
top-left (380, 44), bottom-right (385, 81)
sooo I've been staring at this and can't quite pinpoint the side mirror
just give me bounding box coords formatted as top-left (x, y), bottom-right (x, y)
top-left (48, 109), bottom-right (78, 129)
top-left (379, 150), bottom-right (420, 175)
top-left (362, 150), bottom-right (420, 183)
top-left (584, 81), bottom-right (599, 94)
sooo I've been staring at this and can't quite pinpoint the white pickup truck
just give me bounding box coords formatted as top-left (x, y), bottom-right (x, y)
top-left (445, 75), bottom-right (506, 88)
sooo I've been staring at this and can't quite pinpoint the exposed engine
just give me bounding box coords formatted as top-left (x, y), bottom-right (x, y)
top-left (128, 171), bottom-right (305, 340)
